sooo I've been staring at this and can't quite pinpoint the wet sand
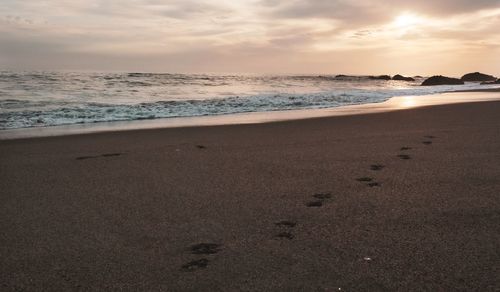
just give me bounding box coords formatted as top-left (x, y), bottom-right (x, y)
top-left (3, 90), bottom-right (500, 140)
top-left (1, 100), bottom-right (500, 291)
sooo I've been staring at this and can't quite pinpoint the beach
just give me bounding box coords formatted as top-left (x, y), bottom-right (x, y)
top-left (1, 97), bottom-right (500, 290)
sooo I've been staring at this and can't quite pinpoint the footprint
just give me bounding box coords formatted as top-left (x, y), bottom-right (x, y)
top-left (400, 147), bottom-right (412, 151)
top-left (422, 141), bottom-right (432, 145)
top-left (101, 153), bottom-right (122, 157)
top-left (274, 221), bottom-right (296, 240)
top-left (306, 201), bottom-right (323, 207)
top-left (275, 231), bottom-right (294, 240)
top-left (76, 156), bottom-right (96, 160)
top-left (76, 153), bottom-right (123, 160)
top-left (313, 193), bottom-right (332, 200)
top-left (196, 145), bottom-right (207, 149)
top-left (181, 259), bottom-right (209, 271)
top-left (275, 220), bottom-right (297, 227)
top-left (398, 154), bottom-right (411, 160)
top-left (370, 164), bottom-right (384, 171)
top-left (357, 177), bottom-right (380, 187)
top-left (189, 243), bottom-right (222, 255)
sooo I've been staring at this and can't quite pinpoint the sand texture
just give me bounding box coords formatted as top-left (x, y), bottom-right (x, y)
top-left (1, 101), bottom-right (500, 291)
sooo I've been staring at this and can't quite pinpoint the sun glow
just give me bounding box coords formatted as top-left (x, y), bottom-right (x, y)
top-left (397, 95), bottom-right (418, 108)
top-left (393, 13), bottom-right (422, 28)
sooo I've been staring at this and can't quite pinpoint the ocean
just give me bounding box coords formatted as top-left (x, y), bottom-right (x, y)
top-left (0, 71), bottom-right (497, 130)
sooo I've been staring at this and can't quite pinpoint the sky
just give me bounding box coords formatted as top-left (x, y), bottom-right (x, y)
top-left (1, 0), bottom-right (499, 75)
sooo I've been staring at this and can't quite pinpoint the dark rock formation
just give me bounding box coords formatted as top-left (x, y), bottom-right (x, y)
top-left (461, 72), bottom-right (496, 82)
top-left (392, 74), bottom-right (415, 82)
top-left (421, 75), bottom-right (464, 86)
top-left (334, 74), bottom-right (357, 79)
top-left (480, 79), bottom-right (500, 85)
top-left (369, 75), bottom-right (391, 80)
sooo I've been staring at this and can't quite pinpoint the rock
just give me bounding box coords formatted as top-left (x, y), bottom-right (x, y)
top-left (369, 75), bottom-right (391, 80)
top-left (392, 74), bottom-right (415, 82)
top-left (335, 74), bottom-right (359, 79)
top-left (421, 75), bottom-right (464, 86)
top-left (314, 75), bottom-right (338, 81)
top-left (481, 79), bottom-right (500, 85)
top-left (461, 72), bottom-right (496, 82)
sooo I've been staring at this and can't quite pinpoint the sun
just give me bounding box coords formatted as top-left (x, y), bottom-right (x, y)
top-left (393, 13), bottom-right (422, 28)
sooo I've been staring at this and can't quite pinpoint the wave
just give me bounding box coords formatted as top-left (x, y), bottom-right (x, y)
top-left (1, 71), bottom-right (498, 130)
top-left (0, 85), bottom-right (486, 130)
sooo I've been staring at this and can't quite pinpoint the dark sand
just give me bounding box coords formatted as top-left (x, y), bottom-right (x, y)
top-left (1, 101), bottom-right (500, 291)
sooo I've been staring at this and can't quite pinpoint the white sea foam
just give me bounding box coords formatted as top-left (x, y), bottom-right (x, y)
top-left (0, 72), bottom-right (498, 130)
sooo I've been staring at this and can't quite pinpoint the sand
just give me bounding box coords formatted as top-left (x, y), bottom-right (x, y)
top-left (1, 100), bottom-right (500, 291)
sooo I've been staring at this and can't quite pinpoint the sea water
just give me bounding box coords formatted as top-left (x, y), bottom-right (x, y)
top-left (0, 71), bottom-right (497, 130)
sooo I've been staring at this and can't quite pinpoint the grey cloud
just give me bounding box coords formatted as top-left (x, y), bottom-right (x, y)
top-left (260, 0), bottom-right (388, 26)
top-left (156, 1), bottom-right (231, 19)
top-left (259, 0), bottom-right (500, 27)
top-left (268, 34), bottom-right (315, 49)
top-left (80, 0), bottom-right (232, 20)
top-left (350, 30), bottom-right (376, 39)
top-left (2, 15), bottom-right (35, 25)
top-left (1, 0), bottom-right (232, 21)
top-left (389, 0), bottom-right (500, 16)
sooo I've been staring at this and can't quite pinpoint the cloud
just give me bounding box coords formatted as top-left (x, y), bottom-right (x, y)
top-left (260, 0), bottom-right (500, 19)
top-left (259, 0), bottom-right (388, 28)
top-left (390, 0), bottom-right (500, 16)
top-left (0, 0), bottom-right (499, 74)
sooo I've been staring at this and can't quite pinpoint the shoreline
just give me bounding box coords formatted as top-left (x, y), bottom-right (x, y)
top-left (1, 89), bottom-right (500, 140)
top-left (1, 99), bottom-right (499, 290)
